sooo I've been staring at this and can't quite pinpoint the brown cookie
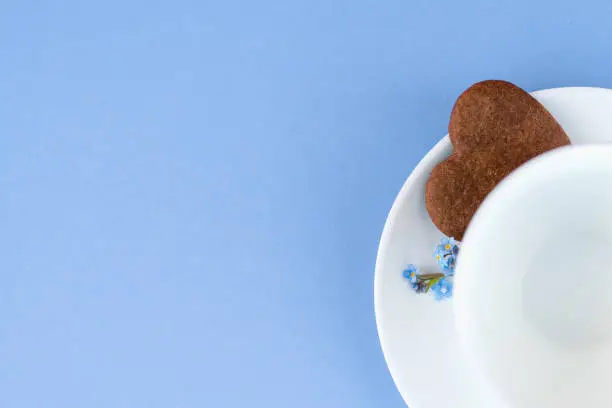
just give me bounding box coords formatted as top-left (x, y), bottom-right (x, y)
top-left (425, 80), bottom-right (570, 240)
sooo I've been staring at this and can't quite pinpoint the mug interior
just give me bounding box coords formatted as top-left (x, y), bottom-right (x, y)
top-left (455, 145), bottom-right (612, 408)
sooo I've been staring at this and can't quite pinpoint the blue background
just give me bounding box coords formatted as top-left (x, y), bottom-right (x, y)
top-left (1, 1), bottom-right (611, 407)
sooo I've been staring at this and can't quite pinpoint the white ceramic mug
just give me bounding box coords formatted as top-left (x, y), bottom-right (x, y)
top-left (454, 145), bottom-right (612, 408)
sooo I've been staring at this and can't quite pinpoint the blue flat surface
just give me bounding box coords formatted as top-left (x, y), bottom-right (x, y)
top-left (2, 1), bottom-right (612, 407)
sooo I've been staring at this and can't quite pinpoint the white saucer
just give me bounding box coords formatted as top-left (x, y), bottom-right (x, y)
top-left (374, 87), bottom-right (612, 408)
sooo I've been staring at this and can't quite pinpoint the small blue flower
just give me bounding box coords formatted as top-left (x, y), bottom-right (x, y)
top-left (441, 237), bottom-right (456, 248)
top-left (402, 237), bottom-right (460, 300)
top-left (402, 264), bottom-right (419, 284)
top-left (402, 265), bottom-right (431, 293)
top-left (431, 277), bottom-right (453, 300)
top-left (434, 236), bottom-right (459, 276)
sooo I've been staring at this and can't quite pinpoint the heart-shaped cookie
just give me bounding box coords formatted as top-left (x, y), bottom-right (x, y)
top-left (425, 80), bottom-right (571, 240)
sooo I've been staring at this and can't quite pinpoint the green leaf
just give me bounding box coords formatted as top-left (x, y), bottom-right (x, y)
top-left (417, 273), bottom-right (445, 281)
top-left (426, 277), bottom-right (443, 292)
